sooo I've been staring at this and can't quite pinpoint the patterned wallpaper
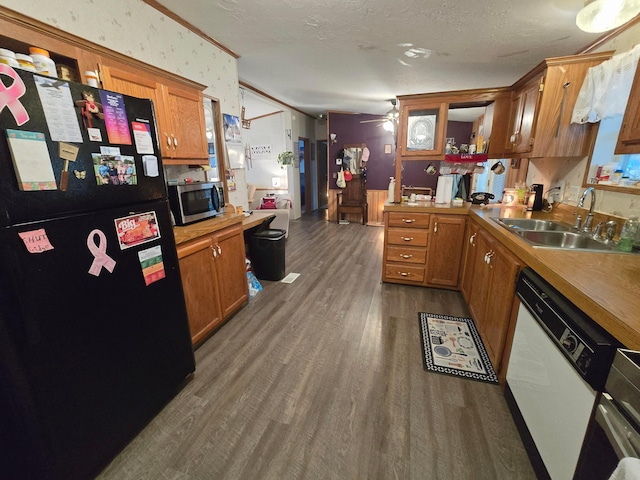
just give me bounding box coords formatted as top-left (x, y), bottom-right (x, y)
top-left (4, 0), bottom-right (240, 115)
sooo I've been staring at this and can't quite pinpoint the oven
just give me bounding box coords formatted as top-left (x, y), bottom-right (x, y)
top-left (505, 268), bottom-right (621, 480)
top-left (575, 349), bottom-right (640, 479)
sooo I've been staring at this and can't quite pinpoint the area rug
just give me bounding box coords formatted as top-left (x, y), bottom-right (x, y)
top-left (419, 312), bottom-right (498, 384)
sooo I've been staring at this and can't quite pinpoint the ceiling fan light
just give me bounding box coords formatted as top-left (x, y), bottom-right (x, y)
top-left (576, 0), bottom-right (640, 33)
top-left (383, 120), bottom-right (395, 132)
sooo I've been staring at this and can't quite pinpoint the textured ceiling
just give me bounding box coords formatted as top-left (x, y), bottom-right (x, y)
top-left (157, 0), bottom-right (605, 118)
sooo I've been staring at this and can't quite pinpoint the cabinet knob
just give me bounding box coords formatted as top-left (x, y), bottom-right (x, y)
top-left (469, 233), bottom-right (476, 245)
top-left (400, 254), bottom-right (413, 259)
top-left (399, 272), bottom-right (411, 277)
top-left (434, 222), bottom-right (438, 233)
top-left (402, 218), bottom-right (415, 223)
top-left (171, 134), bottom-right (177, 150)
top-left (210, 245), bottom-right (217, 258)
top-left (401, 237), bottom-right (414, 241)
top-left (165, 133), bottom-right (172, 147)
top-left (217, 244), bottom-right (222, 255)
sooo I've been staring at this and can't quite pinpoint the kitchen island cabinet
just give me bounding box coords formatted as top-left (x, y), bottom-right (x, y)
top-left (382, 205), bottom-right (468, 288)
top-left (425, 214), bottom-right (467, 288)
top-left (175, 217), bottom-right (248, 346)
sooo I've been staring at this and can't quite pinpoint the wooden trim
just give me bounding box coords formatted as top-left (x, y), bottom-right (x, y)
top-left (239, 81), bottom-right (314, 119)
top-left (576, 15), bottom-right (640, 54)
top-left (142, 0), bottom-right (239, 59)
top-left (247, 111), bottom-right (284, 121)
top-left (0, 5), bottom-right (207, 92)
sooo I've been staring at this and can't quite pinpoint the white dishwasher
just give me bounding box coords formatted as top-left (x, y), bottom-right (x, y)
top-left (505, 268), bottom-right (620, 480)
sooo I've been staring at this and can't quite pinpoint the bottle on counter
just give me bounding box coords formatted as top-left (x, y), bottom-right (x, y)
top-left (388, 177), bottom-right (395, 203)
top-left (29, 47), bottom-right (57, 77)
top-left (618, 216), bottom-right (639, 252)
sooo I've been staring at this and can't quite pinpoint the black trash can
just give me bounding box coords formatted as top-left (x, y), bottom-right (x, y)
top-left (248, 215), bottom-right (286, 281)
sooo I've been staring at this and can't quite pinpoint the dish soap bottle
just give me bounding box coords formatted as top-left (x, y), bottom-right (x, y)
top-left (618, 216), bottom-right (638, 252)
top-left (388, 177), bottom-right (395, 203)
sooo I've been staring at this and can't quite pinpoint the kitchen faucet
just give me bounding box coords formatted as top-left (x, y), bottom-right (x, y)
top-left (577, 187), bottom-right (596, 232)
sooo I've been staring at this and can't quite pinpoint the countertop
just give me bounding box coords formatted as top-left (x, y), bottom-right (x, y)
top-left (173, 211), bottom-right (245, 245)
top-left (383, 202), bottom-right (640, 348)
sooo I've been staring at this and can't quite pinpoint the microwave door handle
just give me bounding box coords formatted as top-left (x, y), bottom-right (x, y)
top-left (596, 401), bottom-right (637, 459)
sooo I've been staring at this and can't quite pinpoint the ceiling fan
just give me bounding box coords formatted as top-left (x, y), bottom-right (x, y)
top-left (360, 99), bottom-right (399, 132)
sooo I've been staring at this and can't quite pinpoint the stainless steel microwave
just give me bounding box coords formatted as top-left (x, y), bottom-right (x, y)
top-left (167, 181), bottom-right (225, 226)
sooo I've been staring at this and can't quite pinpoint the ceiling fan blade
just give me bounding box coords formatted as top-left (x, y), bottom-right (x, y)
top-left (360, 118), bottom-right (387, 123)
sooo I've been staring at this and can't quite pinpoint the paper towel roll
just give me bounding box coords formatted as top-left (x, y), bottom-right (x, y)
top-left (435, 175), bottom-right (454, 204)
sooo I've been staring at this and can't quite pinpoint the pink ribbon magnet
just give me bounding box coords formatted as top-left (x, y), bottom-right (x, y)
top-left (87, 229), bottom-right (116, 276)
top-left (0, 64), bottom-right (29, 126)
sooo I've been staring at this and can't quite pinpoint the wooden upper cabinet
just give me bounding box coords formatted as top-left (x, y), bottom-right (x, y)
top-left (99, 62), bottom-right (208, 164)
top-left (397, 99), bottom-right (448, 157)
top-left (161, 84), bottom-right (208, 161)
top-left (505, 78), bottom-right (541, 155)
top-left (616, 60), bottom-right (640, 154)
top-left (501, 51), bottom-right (612, 158)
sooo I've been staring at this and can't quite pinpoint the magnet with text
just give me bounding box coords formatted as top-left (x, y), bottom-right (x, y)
top-left (132, 120), bottom-right (154, 154)
top-left (114, 211), bottom-right (160, 250)
top-left (18, 228), bottom-right (54, 254)
top-left (138, 245), bottom-right (166, 286)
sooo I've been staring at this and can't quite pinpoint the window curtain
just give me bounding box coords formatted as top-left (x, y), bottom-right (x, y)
top-left (572, 44), bottom-right (640, 124)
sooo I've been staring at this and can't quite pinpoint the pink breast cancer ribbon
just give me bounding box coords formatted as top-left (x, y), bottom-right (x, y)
top-left (0, 64), bottom-right (29, 126)
top-left (87, 229), bottom-right (116, 276)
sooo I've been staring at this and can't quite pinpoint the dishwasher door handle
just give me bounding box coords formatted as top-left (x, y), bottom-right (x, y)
top-left (596, 394), bottom-right (640, 460)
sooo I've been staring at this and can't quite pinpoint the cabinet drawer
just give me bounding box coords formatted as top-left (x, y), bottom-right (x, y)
top-left (388, 212), bottom-right (430, 228)
top-left (384, 264), bottom-right (426, 283)
top-left (385, 245), bottom-right (427, 264)
top-left (386, 227), bottom-right (429, 247)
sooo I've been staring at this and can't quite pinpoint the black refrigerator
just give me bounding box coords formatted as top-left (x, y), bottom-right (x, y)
top-left (0, 69), bottom-right (195, 479)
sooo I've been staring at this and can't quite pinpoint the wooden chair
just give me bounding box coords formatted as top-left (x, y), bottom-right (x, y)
top-left (336, 174), bottom-right (368, 225)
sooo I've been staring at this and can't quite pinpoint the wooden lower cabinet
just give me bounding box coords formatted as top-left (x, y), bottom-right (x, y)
top-left (467, 228), bottom-right (521, 370)
top-left (459, 220), bottom-right (480, 302)
top-left (425, 215), bottom-right (467, 287)
top-left (177, 224), bottom-right (248, 345)
top-left (383, 211), bottom-right (465, 288)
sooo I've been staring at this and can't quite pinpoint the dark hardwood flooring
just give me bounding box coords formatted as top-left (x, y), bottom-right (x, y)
top-left (98, 210), bottom-right (536, 480)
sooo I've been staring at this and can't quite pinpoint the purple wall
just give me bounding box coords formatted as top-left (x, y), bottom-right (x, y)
top-left (328, 113), bottom-right (473, 191)
top-left (328, 113), bottom-right (396, 190)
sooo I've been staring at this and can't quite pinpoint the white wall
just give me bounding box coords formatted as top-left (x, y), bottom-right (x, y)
top-left (245, 114), bottom-right (287, 190)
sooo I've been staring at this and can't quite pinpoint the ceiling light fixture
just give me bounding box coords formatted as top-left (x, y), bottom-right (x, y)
top-left (576, 0), bottom-right (640, 33)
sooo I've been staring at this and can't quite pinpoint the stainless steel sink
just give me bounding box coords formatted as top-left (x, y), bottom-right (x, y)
top-left (515, 230), bottom-right (618, 252)
top-left (493, 217), bottom-right (573, 232)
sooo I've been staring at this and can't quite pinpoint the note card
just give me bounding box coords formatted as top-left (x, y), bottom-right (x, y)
top-left (6, 130), bottom-right (57, 191)
top-left (18, 228), bottom-right (54, 253)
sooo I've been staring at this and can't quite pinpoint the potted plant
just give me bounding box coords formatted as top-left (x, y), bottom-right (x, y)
top-left (277, 151), bottom-right (295, 168)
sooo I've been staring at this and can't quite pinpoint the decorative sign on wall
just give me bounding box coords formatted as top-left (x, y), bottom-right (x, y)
top-left (250, 144), bottom-right (272, 159)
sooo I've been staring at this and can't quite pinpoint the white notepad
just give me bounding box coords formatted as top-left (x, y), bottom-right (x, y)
top-left (6, 130), bottom-right (57, 191)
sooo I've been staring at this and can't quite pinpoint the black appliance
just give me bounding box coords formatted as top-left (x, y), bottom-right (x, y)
top-left (527, 183), bottom-right (544, 211)
top-left (0, 69), bottom-right (195, 479)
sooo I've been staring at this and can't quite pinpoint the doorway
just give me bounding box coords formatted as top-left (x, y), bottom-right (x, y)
top-left (299, 137), bottom-right (312, 213)
top-left (317, 140), bottom-right (328, 209)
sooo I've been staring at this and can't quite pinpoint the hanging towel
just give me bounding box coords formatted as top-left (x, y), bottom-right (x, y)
top-left (609, 457), bottom-right (640, 480)
top-left (572, 45), bottom-right (640, 124)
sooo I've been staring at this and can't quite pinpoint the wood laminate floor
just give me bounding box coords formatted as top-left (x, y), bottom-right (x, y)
top-left (98, 211), bottom-right (536, 480)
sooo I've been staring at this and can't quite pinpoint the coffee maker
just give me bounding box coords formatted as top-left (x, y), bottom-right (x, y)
top-left (527, 184), bottom-right (544, 211)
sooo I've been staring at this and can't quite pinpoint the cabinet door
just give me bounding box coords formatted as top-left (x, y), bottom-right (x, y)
top-left (481, 243), bottom-right (520, 368)
top-left (161, 84), bottom-right (208, 161)
top-left (177, 236), bottom-right (223, 345)
top-left (460, 220), bottom-right (480, 302)
top-left (425, 215), bottom-right (466, 288)
top-left (212, 224), bottom-right (248, 319)
top-left (397, 100), bottom-right (448, 157)
top-left (467, 229), bottom-right (493, 329)
top-left (616, 61), bottom-right (640, 154)
top-left (507, 79), bottom-right (541, 154)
